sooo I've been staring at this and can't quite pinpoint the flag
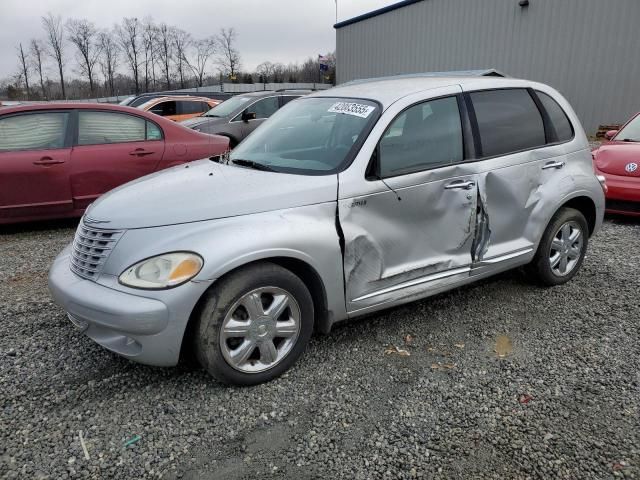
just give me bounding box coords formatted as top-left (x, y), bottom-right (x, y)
top-left (319, 54), bottom-right (330, 72)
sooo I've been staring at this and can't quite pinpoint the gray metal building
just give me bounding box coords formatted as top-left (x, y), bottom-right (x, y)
top-left (334, 0), bottom-right (640, 134)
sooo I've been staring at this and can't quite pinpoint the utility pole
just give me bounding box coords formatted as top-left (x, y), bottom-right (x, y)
top-left (335, 0), bottom-right (338, 23)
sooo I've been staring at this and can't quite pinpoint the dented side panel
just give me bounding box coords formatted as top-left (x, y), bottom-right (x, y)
top-left (339, 169), bottom-right (477, 313)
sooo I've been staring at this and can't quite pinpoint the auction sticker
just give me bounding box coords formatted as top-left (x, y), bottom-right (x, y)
top-left (328, 102), bottom-right (375, 118)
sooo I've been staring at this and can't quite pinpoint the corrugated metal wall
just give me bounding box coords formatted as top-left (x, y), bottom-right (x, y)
top-left (336, 0), bottom-right (640, 133)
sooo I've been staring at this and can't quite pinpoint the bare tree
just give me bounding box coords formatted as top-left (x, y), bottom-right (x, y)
top-left (30, 39), bottom-right (47, 99)
top-left (156, 23), bottom-right (173, 90)
top-left (98, 30), bottom-right (119, 96)
top-left (67, 19), bottom-right (101, 96)
top-left (216, 27), bottom-right (241, 80)
top-left (172, 28), bottom-right (191, 89)
top-left (16, 43), bottom-right (31, 99)
top-left (42, 13), bottom-right (66, 99)
top-left (185, 37), bottom-right (216, 87)
top-left (142, 17), bottom-right (157, 92)
top-left (117, 17), bottom-right (142, 94)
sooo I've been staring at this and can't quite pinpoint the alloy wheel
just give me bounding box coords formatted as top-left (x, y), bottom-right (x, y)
top-left (548, 220), bottom-right (584, 277)
top-left (219, 287), bottom-right (301, 373)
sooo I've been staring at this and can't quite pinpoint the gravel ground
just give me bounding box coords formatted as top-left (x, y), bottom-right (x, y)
top-left (1, 217), bottom-right (639, 479)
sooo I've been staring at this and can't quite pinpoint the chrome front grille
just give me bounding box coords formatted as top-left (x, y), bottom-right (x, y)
top-left (70, 223), bottom-right (123, 280)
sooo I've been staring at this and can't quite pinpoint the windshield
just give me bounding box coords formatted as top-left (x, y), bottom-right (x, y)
top-left (229, 97), bottom-right (379, 175)
top-left (204, 96), bottom-right (252, 117)
top-left (616, 114), bottom-right (640, 141)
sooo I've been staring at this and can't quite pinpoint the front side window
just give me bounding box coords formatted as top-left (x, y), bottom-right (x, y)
top-left (149, 101), bottom-right (176, 116)
top-left (78, 111), bottom-right (146, 145)
top-left (613, 113), bottom-right (640, 142)
top-left (229, 97), bottom-right (379, 174)
top-left (0, 112), bottom-right (69, 151)
top-left (378, 96), bottom-right (463, 177)
top-left (470, 89), bottom-right (545, 157)
top-left (250, 97), bottom-right (280, 119)
top-left (536, 91), bottom-right (573, 142)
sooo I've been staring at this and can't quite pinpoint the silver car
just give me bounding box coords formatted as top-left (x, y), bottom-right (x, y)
top-left (49, 75), bottom-right (605, 385)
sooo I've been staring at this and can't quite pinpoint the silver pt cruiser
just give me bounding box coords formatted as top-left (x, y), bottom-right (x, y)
top-left (49, 75), bottom-right (605, 385)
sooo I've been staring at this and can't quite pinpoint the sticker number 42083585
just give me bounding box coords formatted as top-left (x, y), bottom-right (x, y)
top-left (328, 102), bottom-right (376, 118)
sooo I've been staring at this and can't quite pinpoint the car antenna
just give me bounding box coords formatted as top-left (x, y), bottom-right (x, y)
top-left (367, 149), bottom-right (401, 201)
top-left (379, 176), bottom-right (402, 201)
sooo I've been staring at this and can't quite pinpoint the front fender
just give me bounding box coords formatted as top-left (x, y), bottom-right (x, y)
top-left (102, 202), bottom-right (347, 325)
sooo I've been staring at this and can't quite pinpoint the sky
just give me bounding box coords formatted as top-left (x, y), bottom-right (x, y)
top-left (0, 0), bottom-right (396, 80)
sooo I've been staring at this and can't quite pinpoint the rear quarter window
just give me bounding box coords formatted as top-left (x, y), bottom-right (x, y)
top-left (470, 89), bottom-right (546, 157)
top-left (536, 91), bottom-right (574, 142)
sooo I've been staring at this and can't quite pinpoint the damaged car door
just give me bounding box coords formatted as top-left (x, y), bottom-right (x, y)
top-left (339, 93), bottom-right (477, 313)
top-left (463, 87), bottom-right (571, 268)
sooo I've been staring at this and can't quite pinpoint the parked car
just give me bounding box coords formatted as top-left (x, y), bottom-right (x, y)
top-left (592, 112), bottom-right (640, 216)
top-left (180, 90), bottom-right (310, 147)
top-left (49, 76), bottom-right (604, 385)
top-left (0, 103), bottom-right (229, 224)
top-left (138, 96), bottom-right (220, 122)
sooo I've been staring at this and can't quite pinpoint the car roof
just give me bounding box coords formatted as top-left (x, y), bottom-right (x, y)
top-left (0, 102), bottom-right (155, 116)
top-left (310, 76), bottom-right (535, 110)
top-left (144, 95), bottom-right (216, 103)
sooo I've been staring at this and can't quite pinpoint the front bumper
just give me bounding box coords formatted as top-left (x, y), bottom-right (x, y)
top-left (48, 245), bottom-right (187, 366)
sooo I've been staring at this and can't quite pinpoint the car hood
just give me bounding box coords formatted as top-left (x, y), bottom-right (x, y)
top-left (180, 116), bottom-right (227, 130)
top-left (594, 141), bottom-right (640, 177)
top-left (85, 159), bottom-right (338, 229)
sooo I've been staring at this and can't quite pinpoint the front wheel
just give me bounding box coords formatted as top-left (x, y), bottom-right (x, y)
top-left (526, 207), bottom-right (589, 286)
top-left (194, 263), bottom-right (314, 385)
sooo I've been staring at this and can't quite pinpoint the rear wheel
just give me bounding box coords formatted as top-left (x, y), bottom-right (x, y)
top-left (526, 207), bottom-right (589, 286)
top-left (194, 263), bottom-right (314, 385)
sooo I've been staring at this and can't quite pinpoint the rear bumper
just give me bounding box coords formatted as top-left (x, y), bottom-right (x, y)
top-left (48, 245), bottom-right (182, 366)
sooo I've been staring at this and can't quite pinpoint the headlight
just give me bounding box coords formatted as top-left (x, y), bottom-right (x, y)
top-left (119, 252), bottom-right (203, 289)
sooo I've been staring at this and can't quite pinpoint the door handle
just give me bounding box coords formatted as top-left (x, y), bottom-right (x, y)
top-left (444, 180), bottom-right (475, 190)
top-left (33, 157), bottom-right (65, 166)
top-left (129, 149), bottom-right (154, 156)
top-left (542, 161), bottom-right (565, 170)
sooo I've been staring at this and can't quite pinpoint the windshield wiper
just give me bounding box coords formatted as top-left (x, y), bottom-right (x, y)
top-left (621, 138), bottom-right (639, 142)
top-left (231, 159), bottom-right (277, 172)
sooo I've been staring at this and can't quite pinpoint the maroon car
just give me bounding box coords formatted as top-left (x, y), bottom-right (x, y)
top-left (592, 112), bottom-right (640, 217)
top-left (0, 103), bottom-right (229, 224)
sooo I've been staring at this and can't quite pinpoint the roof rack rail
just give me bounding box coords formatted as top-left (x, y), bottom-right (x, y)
top-left (275, 88), bottom-right (317, 92)
top-left (342, 69), bottom-right (506, 86)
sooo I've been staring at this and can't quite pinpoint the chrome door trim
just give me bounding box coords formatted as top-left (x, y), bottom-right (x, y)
top-left (475, 247), bottom-right (534, 265)
top-left (351, 266), bottom-right (471, 303)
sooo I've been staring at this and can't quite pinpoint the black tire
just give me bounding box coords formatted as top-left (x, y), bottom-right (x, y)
top-left (526, 207), bottom-right (589, 286)
top-left (194, 262), bottom-right (314, 385)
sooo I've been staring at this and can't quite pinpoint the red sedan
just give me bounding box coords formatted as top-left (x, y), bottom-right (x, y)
top-left (593, 112), bottom-right (640, 216)
top-left (0, 103), bottom-right (229, 224)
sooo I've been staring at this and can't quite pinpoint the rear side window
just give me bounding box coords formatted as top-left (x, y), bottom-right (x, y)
top-left (0, 112), bottom-right (69, 151)
top-left (280, 95), bottom-right (300, 106)
top-left (379, 96), bottom-right (463, 177)
top-left (78, 111), bottom-right (146, 145)
top-left (146, 122), bottom-right (163, 140)
top-left (470, 89), bottom-right (545, 157)
top-left (536, 91), bottom-right (573, 142)
top-left (178, 101), bottom-right (205, 115)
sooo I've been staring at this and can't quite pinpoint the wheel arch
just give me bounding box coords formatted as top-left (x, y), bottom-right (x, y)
top-left (558, 195), bottom-right (597, 236)
top-left (180, 255), bottom-right (331, 363)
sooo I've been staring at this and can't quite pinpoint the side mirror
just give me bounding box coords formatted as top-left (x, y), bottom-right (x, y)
top-left (241, 110), bottom-right (257, 122)
top-left (604, 129), bottom-right (618, 140)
